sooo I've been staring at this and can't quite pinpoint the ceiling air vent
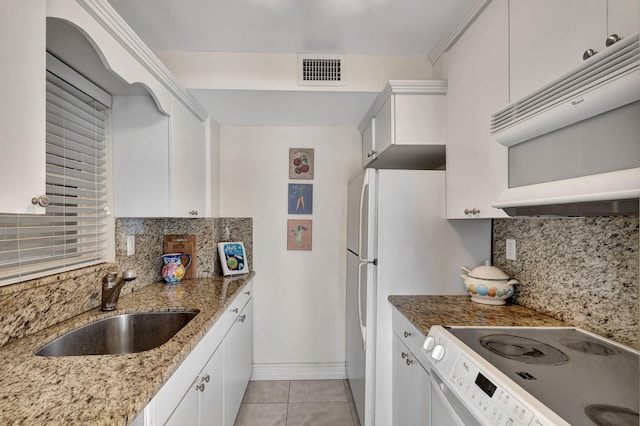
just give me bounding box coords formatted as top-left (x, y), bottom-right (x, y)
top-left (298, 54), bottom-right (345, 86)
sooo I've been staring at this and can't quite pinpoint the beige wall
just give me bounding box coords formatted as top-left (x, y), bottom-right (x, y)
top-left (219, 126), bottom-right (362, 379)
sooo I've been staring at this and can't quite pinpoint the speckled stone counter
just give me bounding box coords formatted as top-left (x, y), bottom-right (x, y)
top-left (0, 272), bottom-right (254, 425)
top-left (388, 295), bottom-right (566, 337)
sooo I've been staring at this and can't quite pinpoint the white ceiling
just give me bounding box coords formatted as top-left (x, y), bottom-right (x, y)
top-left (105, 0), bottom-right (472, 126)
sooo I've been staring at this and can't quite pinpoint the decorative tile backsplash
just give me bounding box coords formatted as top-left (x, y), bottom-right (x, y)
top-left (492, 215), bottom-right (639, 349)
top-left (0, 217), bottom-right (252, 347)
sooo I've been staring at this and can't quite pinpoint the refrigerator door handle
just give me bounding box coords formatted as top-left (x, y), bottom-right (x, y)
top-left (358, 171), bottom-right (370, 263)
top-left (357, 261), bottom-right (367, 350)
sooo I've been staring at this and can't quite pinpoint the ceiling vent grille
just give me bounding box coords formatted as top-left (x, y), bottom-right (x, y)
top-left (298, 54), bottom-right (345, 86)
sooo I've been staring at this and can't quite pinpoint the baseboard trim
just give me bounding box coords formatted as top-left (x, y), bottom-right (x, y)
top-left (250, 363), bottom-right (346, 381)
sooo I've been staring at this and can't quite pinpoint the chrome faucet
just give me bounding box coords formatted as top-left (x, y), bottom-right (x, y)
top-left (101, 270), bottom-right (137, 311)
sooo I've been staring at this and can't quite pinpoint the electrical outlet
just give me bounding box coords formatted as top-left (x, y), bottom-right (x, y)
top-left (126, 235), bottom-right (135, 256)
top-left (506, 239), bottom-right (516, 261)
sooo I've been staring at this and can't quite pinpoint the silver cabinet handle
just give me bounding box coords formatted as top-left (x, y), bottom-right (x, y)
top-left (239, 314), bottom-right (247, 323)
top-left (31, 195), bottom-right (50, 207)
top-left (605, 34), bottom-right (621, 47)
top-left (583, 48), bottom-right (597, 60)
top-left (401, 352), bottom-right (408, 359)
top-left (406, 358), bottom-right (414, 366)
top-left (367, 150), bottom-right (376, 158)
top-left (244, 291), bottom-right (251, 296)
top-left (196, 383), bottom-right (205, 392)
top-left (403, 331), bottom-right (411, 338)
top-left (232, 308), bottom-right (239, 313)
top-left (202, 374), bottom-right (210, 383)
top-left (189, 210), bottom-right (198, 216)
top-left (464, 208), bottom-right (480, 216)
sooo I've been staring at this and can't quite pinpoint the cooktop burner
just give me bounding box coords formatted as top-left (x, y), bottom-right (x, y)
top-left (479, 334), bottom-right (569, 365)
top-left (559, 336), bottom-right (616, 356)
top-left (584, 404), bottom-right (640, 426)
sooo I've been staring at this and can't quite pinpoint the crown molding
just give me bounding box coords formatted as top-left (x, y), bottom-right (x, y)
top-left (428, 0), bottom-right (492, 64)
top-left (77, 0), bottom-right (209, 121)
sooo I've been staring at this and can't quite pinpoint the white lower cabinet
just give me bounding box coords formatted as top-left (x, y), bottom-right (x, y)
top-left (141, 284), bottom-right (252, 425)
top-left (223, 299), bottom-right (253, 426)
top-left (392, 334), bottom-right (430, 426)
top-left (166, 342), bottom-right (223, 426)
top-left (392, 308), bottom-right (430, 426)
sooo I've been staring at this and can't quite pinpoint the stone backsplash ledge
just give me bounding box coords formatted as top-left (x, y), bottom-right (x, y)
top-left (0, 217), bottom-right (252, 347)
top-left (492, 215), bottom-right (639, 349)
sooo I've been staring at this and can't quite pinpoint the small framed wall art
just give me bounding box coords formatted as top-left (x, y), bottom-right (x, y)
top-left (289, 148), bottom-right (314, 179)
top-left (217, 242), bottom-right (249, 275)
top-left (288, 184), bottom-right (313, 214)
top-left (287, 219), bottom-right (312, 250)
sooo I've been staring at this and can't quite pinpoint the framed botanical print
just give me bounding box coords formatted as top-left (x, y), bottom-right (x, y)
top-left (289, 148), bottom-right (314, 179)
top-left (287, 219), bottom-right (312, 250)
top-left (288, 184), bottom-right (313, 214)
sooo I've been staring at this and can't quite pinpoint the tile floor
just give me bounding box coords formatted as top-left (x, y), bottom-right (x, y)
top-left (234, 380), bottom-right (361, 426)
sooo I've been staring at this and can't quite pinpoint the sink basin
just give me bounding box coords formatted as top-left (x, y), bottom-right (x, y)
top-left (36, 310), bottom-right (199, 356)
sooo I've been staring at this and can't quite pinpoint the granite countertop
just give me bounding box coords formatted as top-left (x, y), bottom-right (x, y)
top-left (0, 272), bottom-right (254, 425)
top-left (389, 295), bottom-right (566, 337)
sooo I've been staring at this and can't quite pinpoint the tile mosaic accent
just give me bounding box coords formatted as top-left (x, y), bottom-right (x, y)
top-left (492, 216), bottom-right (639, 349)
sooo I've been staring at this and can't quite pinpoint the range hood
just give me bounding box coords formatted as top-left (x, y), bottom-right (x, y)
top-left (490, 33), bottom-right (640, 217)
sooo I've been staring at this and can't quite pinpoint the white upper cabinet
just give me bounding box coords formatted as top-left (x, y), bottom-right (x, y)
top-left (112, 96), bottom-right (207, 218)
top-left (1, 0), bottom-right (210, 217)
top-left (169, 98), bottom-right (207, 218)
top-left (360, 81), bottom-right (447, 170)
top-left (445, 0), bottom-right (510, 219)
top-left (0, 1), bottom-right (47, 214)
top-left (509, 0), bottom-right (639, 101)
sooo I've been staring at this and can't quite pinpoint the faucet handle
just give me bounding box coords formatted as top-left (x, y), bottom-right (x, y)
top-left (104, 272), bottom-right (118, 287)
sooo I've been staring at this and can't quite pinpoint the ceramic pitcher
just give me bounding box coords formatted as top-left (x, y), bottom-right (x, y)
top-left (161, 253), bottom-right (192, 284)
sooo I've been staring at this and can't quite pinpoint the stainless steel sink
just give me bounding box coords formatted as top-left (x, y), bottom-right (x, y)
top-left (36, 310), bottom-right (199, 356)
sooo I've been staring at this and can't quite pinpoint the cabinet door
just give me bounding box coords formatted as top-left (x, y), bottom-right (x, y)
top-left (170, 98), bottom-right (206, 217)
top-left (392, 334), bottom-right (430, 426)
top-left (165, 376), bottom-right (200, 426)
top-left (0, 0), bottom-right (46, 214)
top-left (373, 96), bottom-right (393, 158)
top-left (607, 0), bottom-right (639, 39)
top-left (445, 29), bottom-right (476, 219)
top-left (361, 117), bottom-right (375, 167)
top-left (112, 95), bottom-right (171, 217)
top-left (445, 0), bottom-right (509, 219)
top-left (200, 343), bottom-right (224, 426)
top-left (223, 299), bottom-right (253, 426)
top-left (509, 0), bottom-right (606, 101)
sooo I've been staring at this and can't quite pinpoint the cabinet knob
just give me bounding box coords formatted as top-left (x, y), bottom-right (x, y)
top-left (403, 331), bottom-right (411, 338)
top-left (188, 210), bottom-right (199, 216)
top-left (196, 383), bottom-right (205, 392)
top-left (605, 34), bottom-right (621, 47)
top-left (31, 195), bottom-right (50, 207)
top-left (582, 48), bottom-right (597, 60)
top-left (367, 150), bottom-right (376, 158)
top-left (239, 314), bottom-right (247, 323)
top-left (405, 358), bottom-right (414, 366)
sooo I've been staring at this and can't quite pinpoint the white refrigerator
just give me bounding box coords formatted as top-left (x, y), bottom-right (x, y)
top-left (346, 169), bottom-right (491, 426)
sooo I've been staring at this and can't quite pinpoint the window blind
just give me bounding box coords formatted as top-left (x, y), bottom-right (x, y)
top-left (0, 70), bottom-right (109, 285)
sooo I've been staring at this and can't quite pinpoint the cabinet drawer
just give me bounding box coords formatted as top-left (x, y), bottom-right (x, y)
top-left (221, 281), bottom-right (252, 333)
top-left (392, 308), bottom-right (426, 363)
